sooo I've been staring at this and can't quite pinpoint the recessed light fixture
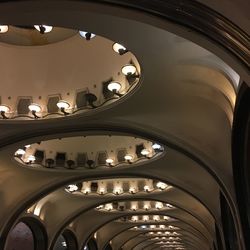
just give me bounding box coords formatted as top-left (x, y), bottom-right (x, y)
top-left (122, 64), bottom-right (137, 76)
top-left (79, 31), bottom-right (96, 40)
top-left (34, 25), bottom-right (53, 34)
top-left (0, 25), bottom-right (8, 33)
top-left (0, 105), bottom-right (10, 119)
top-left (113, 43), bottom-right (128, 55)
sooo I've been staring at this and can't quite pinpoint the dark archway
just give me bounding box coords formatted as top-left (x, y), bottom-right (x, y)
top-left (5, 217), bottom-right (47, 250)
top-left (220, 193), bottom-right (239, 250)
top-left (82, 238), bottom-right (98, 250)
top-left (232, 82), bottom-right (250, 249)
top-left (53, 229), bottom-right (78, 250)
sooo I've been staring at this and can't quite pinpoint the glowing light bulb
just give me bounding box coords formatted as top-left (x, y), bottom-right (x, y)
top-left (156, 182), bottom-right (168, 190)
top-left (144, 185), bottom-right (150, 192)
top-left (113, 43), bottom-right (127, 54)
top-left (131, 216), bottom-right (138, 222)
top-left (152, 143), bottom-right (162, 150)
top-left (67, 184), bottom-right (78, 192)
top-left (155, 202), bottom-right (163, 209)
top-left (57, 100), bottom-right (70, 109)
top-left (107, 81), bottom-right (122, 92)
top-left (83, 188), bottom-right (90, 194)
top-left (28, 103), bottom-right (41, 113)
top-left (34, 25), bottom-right (53, 33)
top-left (15, 149), bottom-right (26, 156)
top-left (79, 31), bottom-right (96, 40)
top-left (124, 154), bottom-right (133, 161)
top-left (27, 155), bottom-right (35, 163)
top-left (0, 25), bottom-right (8, 33)
top-left (141, 149), bottom-right (150, 156)
top-left (143, 215), bottom-right (149, 221)
top-left (153, 215), bottom-right (160, 221)
top-left (129, 186), bottom-right (136, 194)
top-left (122, 64), bottom-right (137, 75)
top-left (106, 158), bottom-right (114, 165)
top-left (0, 105), bottom-right (10, 113)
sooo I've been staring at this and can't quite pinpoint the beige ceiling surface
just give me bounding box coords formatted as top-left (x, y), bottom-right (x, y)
top-left (0, 1), bottom-right (245, 250)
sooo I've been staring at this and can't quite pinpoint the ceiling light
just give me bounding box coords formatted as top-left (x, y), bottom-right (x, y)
top-left (164, 216), bottom-right (169, 220)
top-left (144, 185), bottom-right (150, 192)
top-left (34, 25), bottom-right (53, 34)
top-left (0, 25), bottom-right (8, 33)
top-left (122, 64), bottom-right (137, 76)
top-left (106, 204), bottom-right (113, 211)
top-left (129, 186), bottom-right (136, 194)
top-left (67, 184), bottom-right (78, 192)
top-left (124, 154), bottom-right (133, 163)
top-left (143, 204), bottom-right (150, 210)
top-left (57, 100), bottom-right (70, 115)
top-left (79, 31), bottom-right (96, 40)
top-left (155, 202), bottom-right (163, 209)
top-left (141, 225), bottom-right (147, 229)
top-left (83, 188), bottom-right (90, 195)
top-left (152, 143), bottom-right (162, 150)
top-left (0, 105), bottom-right (10, 119)
top-left (106, 158), bottom-right (114, 166)
top-left (141, 149), bottom-right (150, 156)
top-left (56, 100), bottom-right (70, 109)
top-left (27, 155), bottom-right (35, 163)
top-left (98, 187), bottom-right (106, 195)
top-left (113, 43), bottom-right (128, 55)
top-left (131, 205), bottom-right (137, 211)
top-left (143, 215), bottom-right (149, 221)
top-left (156, 182), bottom-right (168, 190)
top-left (150, 225), bottom-right (156, 229)
top-left (107, 81), bottom-right (122, 95)
top-left (113, 187), bottom-right (122, 195)
top-left (153, 215), bottom-right (160, 221)
top-left (131, 216), bottom-right (138, 221)
top-left (15, 149), bottom-right (26, 156)
top-left (28, 103), bottom-right (41, 118)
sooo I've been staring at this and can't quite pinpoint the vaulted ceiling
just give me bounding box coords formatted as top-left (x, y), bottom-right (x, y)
top-left (0, 1), bottom-right (249, 250)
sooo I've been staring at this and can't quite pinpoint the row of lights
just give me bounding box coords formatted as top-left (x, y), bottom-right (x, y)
top-left (15, 143), bottom-right (162, 167)
top-left (66, 180), bottom-right (168, 195)
top-left (134, 225), bottom-right (179, 231)
top-left (105, 143), bottom-right (163, 166)
top-left (0, 63), bottom-right (137, 119)
top-left (147, 231), bottom-right (180, 236)
top-left (0, 25), bottom-right (129, 55)
top-left (130, 215), bottom-right (170, 222)
top-left (97, 202), bottom-right (173, 211)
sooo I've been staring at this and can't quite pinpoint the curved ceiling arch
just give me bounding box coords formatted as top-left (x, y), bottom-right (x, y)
top-left (92, 216), bottom-right (212, 250)
top-left (0, 1), bottom-right (246, 250)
